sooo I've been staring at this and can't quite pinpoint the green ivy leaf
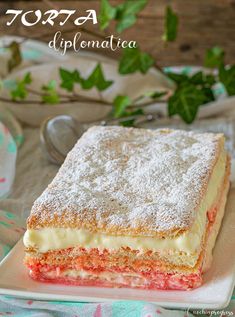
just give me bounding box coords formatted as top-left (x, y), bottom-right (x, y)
top-left (117, 0), bottom-right (147, 16)
top-left (116, 108), bottom-right (144, 126)
top-left (204, 74), bottom-right (217, 87)
top-left (168, 84), bottom-right (208, 123)
top-left (113, 95), bottom-right (131, 118)
top-left (149, 91), bottom-right (167, 99)
top-left (190, 72), bottom-right (216, 87)
top-left (81, 63), bottom-right (113, 91)
top-left (116, 15), bottom-right (136, 33)
top-left (42, 79), bottom-right (57, 91)
top-left (116, 0), bottom-right (147, 33)
top-left (219, 65), bottom-right (235, 96)
top-left (166, 72), bottom-right (188, 85)
top-left (204, 46), bottom-right (224, 68)
top-left (124, 108), bottom-right (144, 117)
top-left (10, 72), bottom-right (32, 100)
top-left (23, 72), bottom-right (32, 85)
top-left (99, 0), bottom-right (117, 30)
top-left (121, 108), bottom-right (144, 126)
top-left (189, 71), bottom-right (204, 85)
top-left (200, 86), bottom-right (215, 103)
top-left (59, 68), bottom-right (80, 92)
top-left (41, 80), bottom-right (60, 104)
top-left (162, 71), bottom-right (216, 119)
top-left (189, 72), bottom-right (215, 103)
top-left (167, 71), bottom-right (216, 89)
top-left (136, 91), bottom-right (167, 102)
top-left (11, 83), bottom-right (27, 100)
top-left (119, 47), bottom-right (154, 75)
top-left (162, 6), bottom-right (178, 42)
top-left (8, 41), bottom-right (22, 72)
top-left (99, 0), bottom-right (147, 33)
top-left (42, 94), bottom-right (60, 104)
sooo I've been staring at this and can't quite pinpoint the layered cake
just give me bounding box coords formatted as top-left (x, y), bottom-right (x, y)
top-left (23, 127), bottom-right (230, 290)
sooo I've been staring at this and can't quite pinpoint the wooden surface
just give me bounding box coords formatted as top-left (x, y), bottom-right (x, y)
top-left (0, 0), bottom-right (235, 66)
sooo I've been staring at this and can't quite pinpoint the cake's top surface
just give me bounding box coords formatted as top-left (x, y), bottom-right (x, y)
top-left (28, 126), bottom-right (224, 237)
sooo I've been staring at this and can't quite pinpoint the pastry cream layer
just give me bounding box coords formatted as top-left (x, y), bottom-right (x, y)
top-left (202, 173), bottom-right (229, 272)
top-left (24, 150), bottom-right (227, 255)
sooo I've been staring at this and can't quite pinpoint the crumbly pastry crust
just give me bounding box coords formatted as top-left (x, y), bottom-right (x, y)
top-left (27, 127), bottom-right (224, 237)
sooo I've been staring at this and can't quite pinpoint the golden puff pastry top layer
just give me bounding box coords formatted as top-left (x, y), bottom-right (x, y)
top-left (27, 126), bottom-right (225, 238)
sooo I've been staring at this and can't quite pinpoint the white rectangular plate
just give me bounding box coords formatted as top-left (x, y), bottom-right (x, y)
top-left (0, 192), bottom-right (235, 310)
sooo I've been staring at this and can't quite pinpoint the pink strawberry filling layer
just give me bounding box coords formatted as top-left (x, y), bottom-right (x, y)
top-left (28, 266), bottom-right (202, 291)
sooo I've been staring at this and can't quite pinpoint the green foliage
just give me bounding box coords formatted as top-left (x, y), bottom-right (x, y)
top-left (167, 71), bottom-right (216, 89)
top-left (166, 70), bottom-right (217, 122)
top-left (219, 65), bottom-right (235, 96)
top-left (59, 68), bottom-right (80, 92)
top-left (115, 0), bottom-right (147, 33)
top-left (168, 84), bottom-right (208, 123)
top-left (189, 71), bottom-right (216, 87)
top-left (148, 91), bottom-right (167, 99)
top-left (8, 41), bottom-right (22, 72)
top-left (41, 80), bottom-right (60, 104)
top-left (113, 95), bottom-right (131, 118)
top-left (113, 95), bottom-right (145, 126)
top-left (7, 38), bottom-right (235, 126)
top-left (162, 6), bottom-right (178, 42)
top-left (119, 109), bottom-right (144, 126)
top-left (81, 63), bottom-right (113, 91)
top-left (99, 0), bottom-right (116, 30)
top-left (134, 91), bottom-right (167, 104)
top-left (166, 72), bottom-right (188, 85)
top-left (11, 72), bottom-right (32, 100)
top-left (119, 47), bottom-right (154, 75)
top-left (204, 46), bottom-right (224, 68)
top-left (60, 64), bottom-right (113, 92)
top-left (99, 0), bottom-right (147, 33)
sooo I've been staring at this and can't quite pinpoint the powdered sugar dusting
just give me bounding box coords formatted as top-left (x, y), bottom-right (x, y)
top-left (30, 126), bottom-right (222, 235)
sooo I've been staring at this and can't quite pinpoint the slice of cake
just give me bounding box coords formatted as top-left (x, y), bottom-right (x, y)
top-left (23, 127), bottom-right (230, 290)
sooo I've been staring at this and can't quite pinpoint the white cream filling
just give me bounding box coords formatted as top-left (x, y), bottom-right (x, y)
top-left (24, 150), bottom-right (227, 254)
top-left (44, 269), bottom-right (148, 287)
top-left (46, 269), bottom-right (140, 279)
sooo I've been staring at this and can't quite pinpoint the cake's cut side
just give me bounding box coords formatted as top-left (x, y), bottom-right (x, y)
top-left (24, 157), bottom-right (230, 290)
top-left (24, 172), bottom-right (229, 290)
top-left (23, 127), bottom-right (231, 290)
